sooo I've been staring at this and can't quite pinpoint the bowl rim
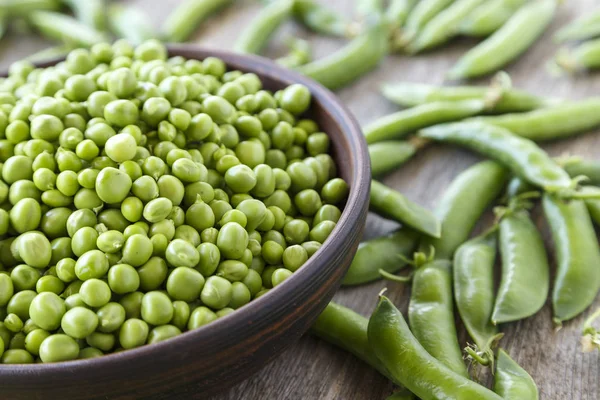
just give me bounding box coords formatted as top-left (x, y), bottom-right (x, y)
top-left (0, 44), bottom-right (371, 374)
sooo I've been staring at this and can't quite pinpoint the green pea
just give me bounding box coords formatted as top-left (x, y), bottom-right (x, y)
top-left (262, 241), bottom-right (284, 265)
top-left (61, 306), bottom-right (99, 339)
top-left (119, 318), bottom-right (148, 349)
top-left (104, 133), bottom-right (137, 162)
top-left (143, 197), bottom-right (173, 223)
top-left (216, 260), bottom-right (249, 282)
top-left (3, 155), bottom-right (33, 184)
top-left (261, 266), bottom-right (277, 288)
top-left (159, 76), bottom-right (187, 106)
top-left (73, 187), bottom-right (103, 210)
top-left (15, 231), bottom-right (52, 268)
top-left (309, 220), bottom-right (336, 243)
top-left (166, 267), bottom-right (205, 302)
top-left (271, 268), bottom-right (293, 287)
top-left (86, 331), bottom-right (116, 352)
top-left (49, 237), bottom-right (73, 265)
top-left (107, 68), bottom-right (137, 98)
top-left (184, 200), bottom-right (215, 232)
top-left (184, 181), bottom-right (215, 207)
top-left (96, 302), bottom-right (126, 333)
top-left (216, 222), bottom-right (249, 260)
top-left (200, 276), bottom-right (233, 310)
top-left (29, 292), bottom-right (65, 331)
top-left (294, 189), bottom-right (323, 217)
top-left (170, 300), bottom-right (190, 330)
top-left (79, 347), bottom-right (103, 359)
top-left (71, 226), bottom-right (99, 257)
top-left (121, 234), bottom-right (153, 267)
top-left (85, 123), bottom-right (116, 147)
top-left (225, 164), bottom-right (257, 193)
top-left (203, 95), bottom-right (235, 124)
top-left (96, 167), bottom-right (132, 204)
top-left (36, 275), bottom-right (65, 295)
top-left (56, 258), bottom-right (76, 283)
top-left (24, 328), bottom-right (50, 356)
top-left (141, 291), bottom-right (173, 326)
top-left (75, 250), bottom-right (109, 280)
top-left (1, 348), bottom-right (34, 363)
top-left (66, 209), bottom-right (97, 237)
top-left (235, 140), bottom-right (265, 168)
top-left (96, 230), bottom-right (125, 254)
top-left (0, 274), bottom-right (14, 307)
top-left (142, 156), bottom-right (167, 180)
top-left (107, 263), bottom-right (139, 294)
top-left (138, 257), bottom-right (168, 291)
top-left (165, 239), bottom-right (200, 268)
top-left (148, 324), bottom-right (181, 344)
top-left (264, 190), bottom-right (292, 213)
top-left (187, 306), bottom-right (217, 330)
top-left (10, 264), bottom-right (40, 291)
top-left (156, 175), bottom-right (185, 206)
top-left (87, 91), bottom-right (118, 118)
top-left (80, 278), bottom-right (111, 308)
top-left (284, 219), bottom-right (310, 245)
top-left (142, 97), bottom-right (171, 127)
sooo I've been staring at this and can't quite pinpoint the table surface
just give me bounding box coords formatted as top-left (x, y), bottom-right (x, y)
top-left (3, 0), bottom-right (600, 399)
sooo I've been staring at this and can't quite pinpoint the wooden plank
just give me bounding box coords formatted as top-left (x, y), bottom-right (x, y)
top-left (1, 1), bottom-right (599, 398)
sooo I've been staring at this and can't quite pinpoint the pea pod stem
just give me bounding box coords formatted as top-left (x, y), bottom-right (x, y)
top-left (368, 296), bottom-right (504, 400)
top-left (369, 180), bottom-right (441, 238)
top-left (342, 229), bottom-right (419, 286)
top-left (493, 349), bottom-right (540, 399)
top-left (554, 9), bottom-right (600, 43)
top-left (61, 0), bottom-right (106, 31)
top-left (28, 10), bottom-right (108, 47)
top-left (364, 99), bottom-right (485, 144)
top-left (581, 307), bottom-right (600, 352)
top-left (108, 4), bottom-right (158, 46)
top-left (448, 0), bottom-right (557, 80)
top-left (543, 193), bottom-right (600, 323)
top-left (459, 0), bottom-right (528, 37)
top-left (161, 0), bottom-right (233, 43)
top-left (297, 21), bottom-right (389, 90)
top-left (407, 0), bottom-right (485, 53)
top-left (419, 122), bottom-right (572, 192)
top-left (234, 0), bottom-right (294, 55)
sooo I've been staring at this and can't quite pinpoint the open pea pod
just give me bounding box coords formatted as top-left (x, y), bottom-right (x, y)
top-left (494, 349), bottom-right (539, 400)
top-left (370, 180), bottom-right (441, 238)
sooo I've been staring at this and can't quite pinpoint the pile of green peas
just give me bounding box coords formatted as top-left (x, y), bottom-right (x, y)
top-left (0, 39), bottom-right (349, 364)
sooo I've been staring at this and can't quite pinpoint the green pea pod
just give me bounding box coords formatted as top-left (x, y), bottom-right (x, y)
top-left (0, 0), bottom-right (59, 16)
top-left (62, 0), bottom-right (106, 31)
top-left (276, 38), bottom-right (312, 69)
top-left (493, 349), bottom-right (539, 399)
top-left (161, 0), bottom-right (233, 43)
top-left (543, 194), bottom-right (600, 323)
top-left (25, 45), bottom-right (74, 63)
top-left (108, 4), bottom-right (158, 45)
top-left (408, 0), bottom-right (485, 53)
top-left (554, 10), bottom-right (600, 43)
top-left (556, 39), bottom-right (600, 73)
top-left (370, 180), bottom-right (441, 238)
top-left (419, 160), bottom-right (509, 259)
top-left (310, 302), bottom-right (397, 384)
top-left (562, 158), bottom-right (600, 185)
top-left (297, 21), bottom-right (389, 90)
top-left (356, 0), bottom-right (385, 19)
top-left (368, 296), bottom-right (504, 400)
top-left (381, 81), bottom-right (553, 113)
top-left (402, 0), bottom-right (454, 43)
top-left (28, 10), bottom-right (108, 47)
top-left (234, 0), bottom-right (294, 55)
top-left (419, 122), bottom-right (572, 192)
top-left (459, 0), bottom-right (528, 37)
top-left (364, 100), bottom-right (485, 144)
top-left (409, 259), bottom-right (468, 377)
top-left (386, 0), bottom-right (418, 30)
top-left (448, 0), bottom-right (557, 79)
top-left (292, 0), bottom-right (353, 37)
top-left (471, 98), bottom-right (600, 141)
top-left (453, 231), bottom-right (499, 356)
top-left (586, 199), bottom-right (600, 226)
top-left (368, 140), bottom-right (418, 177)
top-left (342, 229), bottom-right (419, 286)
top-left (492, 209), bottom-right (549, 324)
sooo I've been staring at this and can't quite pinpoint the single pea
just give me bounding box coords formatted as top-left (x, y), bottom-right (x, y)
top-left (105, 133), bottom-right (137, 162)
top-left (6, 120), bottom-right (30, 144)
top-left (309, 220), bottom-right (336, 244)
top-left (3, 155), bottom-right (33, 184)
top-left (264, 190), bottom-right (292, 214)
top-left (165, 239), bottom-right (200, 268)
top-left (313, 204), bottom-right (342, 226)
top-left (216, 260), bottom-right (249, 282)
top-left (77, 168), bottom-right (99, 189)
top-left (225, 164), bottom-right (257, 193)
top-left (287, 162), bottom-right (317, 192)
top-left (171, 301), bottom-right (190, 330)
top-left (8, 179), bottom-right (41, 205)
top-left (15, 231), bottom-right (52, 268)
top-left (0, 274), bottom-right (14, 307)
top-left (143, 197), bottom-right (173, 223)
top-left (41, 189), bottom-right (73, 208)
top-left (157, 120), bottom-right (177, 142)
top-left (321, 178), bottom-right (349, 205)
top-left (121, 234), bottom-right (153, 267)
top-left (94, 167), bottom-right (132, 205)
top-left (85, 122), bottom-right (116, 147)
top-left (284, 219), bottom-right (310, 245)
top-left (148, 325), bottom-right (181, 344)
top-left (71, 226), bottom-right (99, 257)
top-left (1, 349), bottom-right (34, 364)
top-left (187, 306), bottom-right (217, 330)
top-left (200, 276), bottom-right (233, 310)
top-left (155, 175), bottom-right (185, 207)
top-left (38, 333), bottom-right (80, 362)
top-left (141, 291), bottom-right (174, 326)
top-left (96, 303), bottom-right (126, 333)
top-left (64, 74), bottom-right (97, 102)
top-left (168, 206), bottom-right (186, 228)
top-left (4, 313), bottom-right (23, 333)
top-left (66, 209), bottom-right (97, 237)
top-left (271, 121), bottom-right (295, 151)
top-left (97, 230), bottom-right (125, 254)
top-left (119, 160), bottom-right (143, 182)
top-left (107, 263), bottom-right (140, 295)
top-left (11, 264), bottom-right (41, 291)
top-left (217, 82), bottom-right (246, 105)
top-left (74, 250), bottom-right (109, 280)
top-left (159, 76), bottom-right (187, 106)
top-left (61, 307), bottom-right (99, 339)
top-left (262, 241), bottom-right (284, 265)
top-left (80, 279), bottom-right (111, 308)
top-left (166, 267), bottom-right (205, 302)
top-left (283, 245), bottom-right (309, 272)
top-left (28, 292), bottom-right (65, 331)
top-left (235, 140), bottom-right (265, 168)
top-left (294, 189), bottom-right (323, 217)
top-left (86, 331), bottom-right (116, 352)
top-left (261, 266), bottom-right (277, 289)
top-left (50, 237), bottom-right (74, 265)
top-left (62, 292), bottom-right (84, 310)
top-left (87, 91), bottom-right (118, 118)
top-left (271, 268), bottom-right (293, 287)
top-left (56, 258), bottom-right (77, 283)
top-left (79, 347), bottom-right (104, 359)
top-left (184, 200), bottom-right (215, 232)
top-left (63, 115), bottom-right (86, 133)
top-left (24, 328), bottom-right (50, 356)
top-left (216, 222), bottom-right (249, 260)
top-left (62, 280), bottom-right (84, 298)
top-left (141, 97), bottom-right (171, 127)
top-left (137, 257), bottom-right (168, 291)
top-left (227, 281), bottom-right (251, 309)
top-left (98, 209), bottom-right (129, 232)
top-left (141, 156), bottom-right (167, 180)
top-left (304, 157), bottom-right (329, 189)
top-left (219, 124), bottom-right (240, 148)
top-left (184, 181), bottom-right (215, 207)
top-left (242, 269), bottom-right (263, 297)
top-left (119, 318), bottom-right (149, 349)
top-left (107, 67), bottom-right (137, 98)
top-left (35, 275), bottom-right (64, 295)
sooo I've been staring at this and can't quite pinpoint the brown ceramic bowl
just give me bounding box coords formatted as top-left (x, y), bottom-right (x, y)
top-left (0, 45), bottom-right (370, 399)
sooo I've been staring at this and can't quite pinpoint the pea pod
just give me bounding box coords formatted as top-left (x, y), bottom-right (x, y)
top-left (562, 157), bottom-right (600, 185)
top-left (161, 0), bottom-right (233, 42)
top-left (381, 81), bottom-right (553, 113)
top-left (0, 0), bottom-right (59, 16)
top-left (453, 231), bottom-right (499, 361)
top-left (292, 0), bottom-right (353, 37)
top-left (368, 296), bottom-right (504, 400)
top-left (310, 302), bottom-right (397, 383)
top-left (471, 98), bottom-right (600, 141)
top-left (368, 140), bottom-right (420, 177)
top-left (448, 0), bottom-right (557, 79)
top-left (356, 0), bottom-right (385, 20)
top-left (28, 10), bottom-right (108, 47)
top-left (419, 160), bottom-right (509, 259)
top-left (343, 229), bottom-right (418, 286)
top-left (234, 0), bottom-right (294, 55)
top-left (493, 349), bottom-right (539, 399)
top-left (409, 258), bottom-right (468, 377)
top-left (419, 122), bottom-right (572, 192)
top-left (370, 180), bottom-right (441, 238)
top-left (108, 4), bottom-right (157, 45)
top-left (62, 0), bottom-right (106, 31)
top-left (543, 194), bottom-right (600, 323)
top-left (364, 100), bottom-right (485, 144)
top-left (25, 45), bottom-right (74, 64)
top-left (459, 0), bottom-right (528, 37)
top-left (386, 0), bottom-right (417, 30)
top-left (493, 205), bottom-right (549, 324)
top-left (276, 38), bottom-right (311, 69)
top-left (401, 0), bottom-right (454, 44)
top-left (554, 10), bottom-right (600, 43)
top-left (407, 0), bottom-right (485, 53)
top-left (555, 40), bottom-right (600, 73)
top-left (297, 20), bottom-right (389, 90)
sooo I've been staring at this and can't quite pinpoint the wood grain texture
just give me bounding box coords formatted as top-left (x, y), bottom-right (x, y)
top-left (2, 0), bottom-right (600, 398)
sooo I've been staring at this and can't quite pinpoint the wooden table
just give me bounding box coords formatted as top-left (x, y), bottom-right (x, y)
top-left (2, 1), bottom-right (599, 398)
